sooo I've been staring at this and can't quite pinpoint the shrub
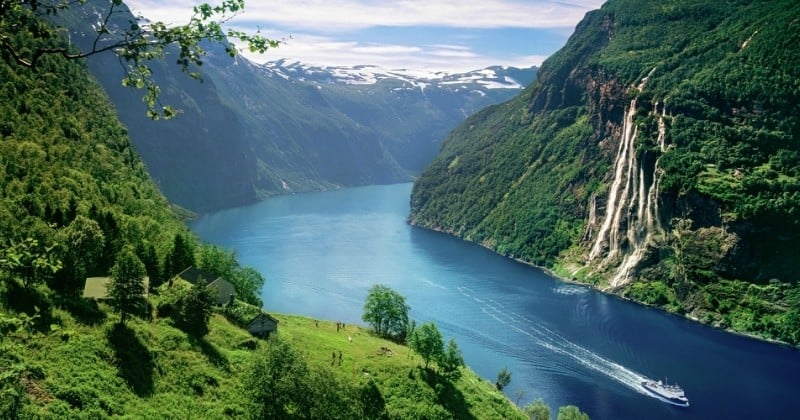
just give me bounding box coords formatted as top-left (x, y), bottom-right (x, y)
top-left (157, 282), bottom-right (214, 337)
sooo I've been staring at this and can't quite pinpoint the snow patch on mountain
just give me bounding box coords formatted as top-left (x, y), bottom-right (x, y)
top-left (259, 60), bottom-right (534, 92)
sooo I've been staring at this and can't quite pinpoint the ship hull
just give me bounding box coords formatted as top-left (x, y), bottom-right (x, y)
top-left (641, 382), bottom-right (690, 407)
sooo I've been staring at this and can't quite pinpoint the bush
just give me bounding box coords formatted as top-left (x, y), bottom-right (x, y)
top-left (157, 282), bottom-right (214, 337)
top-left (221, 299), bottom-right (263, 328)
top-left (243, 336), bottom-right (379, 419)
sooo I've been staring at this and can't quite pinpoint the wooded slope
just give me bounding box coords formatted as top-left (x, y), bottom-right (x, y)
top-left (410, 0), bottom-right (800, 344)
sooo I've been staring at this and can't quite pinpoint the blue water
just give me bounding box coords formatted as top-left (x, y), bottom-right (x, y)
top-left (190, 183), bottom-right (799, 419)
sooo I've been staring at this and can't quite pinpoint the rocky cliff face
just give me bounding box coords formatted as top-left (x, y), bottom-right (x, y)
top-left (410, 0), bottom-right (800, 344)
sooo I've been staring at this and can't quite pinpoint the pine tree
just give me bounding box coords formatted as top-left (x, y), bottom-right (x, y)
top-left (165, 234), bottom-right (195, 279)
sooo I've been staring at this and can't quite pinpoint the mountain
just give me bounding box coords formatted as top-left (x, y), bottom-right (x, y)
top-left (410, 0), bottom-right (800, 345)
top-left (57, 1), bottom-right (536, 212)
top-left (203, 55), bottom-right (537, 186)
top-left (262, 60), bottom-right (535, 91)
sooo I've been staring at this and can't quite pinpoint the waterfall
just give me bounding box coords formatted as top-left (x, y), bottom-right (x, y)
top-left (587, 102), bottom-right (639, 261)
top-left (586, 70), bottom-right (668, 287)
top-left (581, 194), bottom-right (598, 243)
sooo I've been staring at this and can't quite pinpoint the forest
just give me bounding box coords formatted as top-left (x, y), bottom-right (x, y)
top-left (409, 0), bottom-right (800, 345)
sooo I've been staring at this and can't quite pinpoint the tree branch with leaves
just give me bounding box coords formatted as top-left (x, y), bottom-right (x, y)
top-left (0, 0), bottom-right (278, 119)
top-left (0, 238), bottom-right (62, 289)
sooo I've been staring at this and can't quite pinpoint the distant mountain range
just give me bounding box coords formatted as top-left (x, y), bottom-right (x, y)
top-left (58, 1), bottom-right (536, 212)
top-left (263, 60), bottom-right (536, 91)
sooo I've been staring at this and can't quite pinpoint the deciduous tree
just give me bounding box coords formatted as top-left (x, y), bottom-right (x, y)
top-left (0, 237), bottom-right (61, 289)
top-left (524, 398), bottom-right (551, 420)
top-left (55, 215), bottom-right (104, 294)
top-left (244, 336), bottom-right (310, 418)
top-left (362, 284), bottom-right (409, 340)
top-left (158, 282), bottom-right (214, 337)
top-left (0, 0), bottom-right (278, 119)
top-left (439, 337), bottom-right (465, 380)
top-left (556, 405), bottom-right (589, 420)
top-left (197, 244), bottom-right (264, 306)
top-left (408, 321), bottom-right (443, 369)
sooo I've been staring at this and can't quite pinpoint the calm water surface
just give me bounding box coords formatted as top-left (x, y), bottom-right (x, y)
top-left (190, 183), bottom-right (798, 419)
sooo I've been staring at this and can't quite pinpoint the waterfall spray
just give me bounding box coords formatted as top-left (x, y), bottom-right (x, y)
top-left (586, 69), bottom-right (668, 287)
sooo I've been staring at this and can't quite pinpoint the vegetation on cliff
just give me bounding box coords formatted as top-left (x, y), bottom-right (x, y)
top-left (0, 37), bottom-right (188, 292)
top-left (410, 0), bottom-right (800, 344)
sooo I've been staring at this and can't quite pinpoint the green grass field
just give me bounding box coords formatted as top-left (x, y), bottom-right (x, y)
top-left (273, 314), bottom-right (526, 419)
top-left (2, 291), bottom-right (526, 419)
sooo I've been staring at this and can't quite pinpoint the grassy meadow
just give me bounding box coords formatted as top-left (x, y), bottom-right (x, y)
top-left (1, 288), bottom-right (526, 419)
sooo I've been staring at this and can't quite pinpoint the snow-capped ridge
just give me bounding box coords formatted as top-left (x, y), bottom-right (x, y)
top-left (259, 60), bottom-right (535, 91)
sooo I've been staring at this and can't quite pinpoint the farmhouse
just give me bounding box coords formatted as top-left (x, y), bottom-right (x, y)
top-left (175, 266), bottom-right (236, 305)
top-left (247, 313), bottom-right (279, 338)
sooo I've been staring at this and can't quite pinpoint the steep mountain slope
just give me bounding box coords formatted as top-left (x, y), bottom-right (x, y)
top-left (58, 0), bottom-right (536, 212)
top-left (410, 0), bottom-right (800, 344)
top-left (0, 38), bottom-right (187, 292)
top-left (257, 60), bottom-right (536, 174)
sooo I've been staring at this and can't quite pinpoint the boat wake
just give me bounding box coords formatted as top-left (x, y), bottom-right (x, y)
top-left (552, 285), bottom-right (589, 296)
top-left (457, 287), bottom-right (649, 396)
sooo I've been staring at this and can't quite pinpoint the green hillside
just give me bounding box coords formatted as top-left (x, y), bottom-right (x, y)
top-left (2, 292), bottom-right (529, 419)
top-left (410, 0), bottom-right (800, 345)
top-left (0, 34), bottom-right (188, 294)
top-left (0, 8), bottom-right (534, 419)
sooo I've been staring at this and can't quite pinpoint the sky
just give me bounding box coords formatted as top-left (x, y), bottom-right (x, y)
top-left (125, 0), bottom-right (605, 72)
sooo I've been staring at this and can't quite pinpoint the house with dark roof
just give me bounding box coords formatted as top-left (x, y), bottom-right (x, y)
top-left (175, 266), bottom-right (236, 305)
top-left (247, 313), bottom-right (279, 338)
top-left (174, 266), bottom-right (216, 285)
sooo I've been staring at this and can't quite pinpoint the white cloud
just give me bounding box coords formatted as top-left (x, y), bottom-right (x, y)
top-left (124, 0), bottom-right (604, 72)
top-left (428, 49), bottom-right (478, 59)
top-left (126, 0), bottom-right (602, 31)
top-left (234, 32), bottom-right (546, 72)
top-left (351, 45), bottom-right (422, 54)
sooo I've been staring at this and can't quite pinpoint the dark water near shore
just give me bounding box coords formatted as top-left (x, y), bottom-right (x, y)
top-left (190, 183), bottom-right (798, 419)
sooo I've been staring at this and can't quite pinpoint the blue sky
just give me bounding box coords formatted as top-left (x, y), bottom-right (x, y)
top-left (126, 0), bottom-right (605, 72)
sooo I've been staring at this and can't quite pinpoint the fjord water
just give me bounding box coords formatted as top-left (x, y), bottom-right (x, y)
top-left (190, 183), bottom-right (798, 419)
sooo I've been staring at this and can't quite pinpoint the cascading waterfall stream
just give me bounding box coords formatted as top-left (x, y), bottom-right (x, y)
top-left (609, 103), bottom-right (668, 286)
top-left (587, 102), bottom-right (639, 261)
top-left (586, 69), bottom-right (668, 287)
top-left (581, 194), bottom-right (598, 243)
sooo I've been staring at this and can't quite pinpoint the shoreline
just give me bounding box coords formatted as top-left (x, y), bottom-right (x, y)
top-left (406, 219), bottom-right (798, 351)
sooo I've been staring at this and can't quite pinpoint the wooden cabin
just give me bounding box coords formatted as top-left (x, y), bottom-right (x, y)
top-left (247, 313), bottom-right (279, 338)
